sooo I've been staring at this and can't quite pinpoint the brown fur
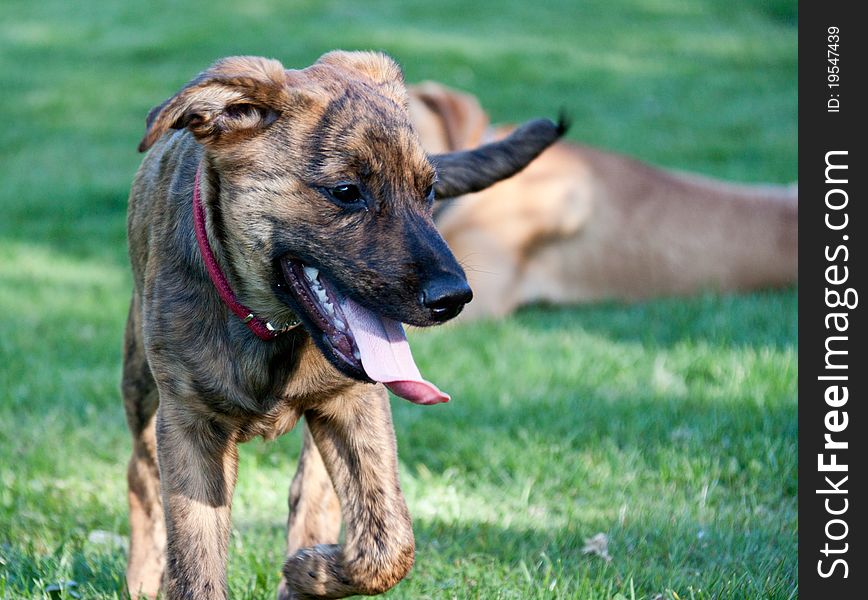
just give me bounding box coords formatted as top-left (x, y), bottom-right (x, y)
top-left (124, 53), bottom-right (560, 599)
top-left (409, 82), bottom-right (798, 319)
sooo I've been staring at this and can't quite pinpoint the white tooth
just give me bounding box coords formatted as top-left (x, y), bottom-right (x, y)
top-left (303, 266), bottom-right (319, 281)
top-left (353, 348), bottom-right (361, 360)
top-left (324, 303), bottom-right (335, 316)
top-left (335, 316), bottom-right (347, 330)
top-left (316, 288), bottom-right (329, 303)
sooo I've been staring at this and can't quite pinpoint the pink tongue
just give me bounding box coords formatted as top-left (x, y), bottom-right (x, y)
top-left (339, 297), bottom-right (450, 405)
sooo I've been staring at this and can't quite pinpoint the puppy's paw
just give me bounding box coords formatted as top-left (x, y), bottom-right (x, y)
top-left (281, 544), bottom-right (351, 599)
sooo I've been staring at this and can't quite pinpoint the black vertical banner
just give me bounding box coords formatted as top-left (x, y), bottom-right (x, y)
top-left (799, 3), bottom-right (866, 596)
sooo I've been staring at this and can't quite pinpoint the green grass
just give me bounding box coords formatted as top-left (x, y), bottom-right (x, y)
top-left (0, 0), bottom-right (797, 598)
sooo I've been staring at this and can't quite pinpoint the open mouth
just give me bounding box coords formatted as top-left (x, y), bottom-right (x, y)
top-left (278, 258), bottom-right (450, 405)
top-left (280, 259), bottom-right (366, 379)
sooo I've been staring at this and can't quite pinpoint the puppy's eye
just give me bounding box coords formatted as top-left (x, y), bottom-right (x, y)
top-left (423, 184), bottom-right (434, 201)
top-left (330, 184), bottom-right (363, 204)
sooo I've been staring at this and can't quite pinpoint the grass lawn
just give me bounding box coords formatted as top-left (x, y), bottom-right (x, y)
top-left (0, 0), bottom-right (797, 598)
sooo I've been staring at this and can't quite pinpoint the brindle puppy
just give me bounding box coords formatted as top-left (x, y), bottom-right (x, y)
top-left (124, 51), bottom-right (563, 599)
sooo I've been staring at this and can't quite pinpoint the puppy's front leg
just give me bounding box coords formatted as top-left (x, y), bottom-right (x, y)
top-left (277, 423), bottom-right (341, 600)
top-left (156, 400), bottom-right (239, 600)
top-left (287, 423), bottom-right (342, 551)
top-left (282, 386), bottom-right (414, 598)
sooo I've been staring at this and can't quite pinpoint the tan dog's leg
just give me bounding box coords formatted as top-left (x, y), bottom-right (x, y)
top-left (277, 423), bottom-right (341, 600)
top-left (281, 387), bottom-right (414, 598)
top-left (156, 400), bottom-right (239, 600)
top-left (122, 297), bottom-right (165, 599)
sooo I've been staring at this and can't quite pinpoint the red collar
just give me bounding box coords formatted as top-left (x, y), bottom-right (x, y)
top-left (192, 164), bottom-right (297, 340)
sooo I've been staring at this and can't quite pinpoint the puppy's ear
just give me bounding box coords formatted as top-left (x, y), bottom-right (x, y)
top-left (431, 116), bottom-right (568, 199)
top-left (138, 56), bottom-right (289, 152)
top-left (409, 82), bottom-right (489, 152)
top-left (316, 50), bottom-right (408, 105)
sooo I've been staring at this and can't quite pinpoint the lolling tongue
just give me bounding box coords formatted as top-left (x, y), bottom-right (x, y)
top-left (339, 296), bottom-right (450, 405)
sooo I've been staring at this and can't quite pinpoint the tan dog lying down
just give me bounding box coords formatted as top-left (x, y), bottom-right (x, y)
top-left (409, 82), bottom-right (798, 320)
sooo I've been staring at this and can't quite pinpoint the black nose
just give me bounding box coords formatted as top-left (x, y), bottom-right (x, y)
top-left (420, 276), bottom-right (473, 322)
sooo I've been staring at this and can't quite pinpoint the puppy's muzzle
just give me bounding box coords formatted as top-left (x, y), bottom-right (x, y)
top-left (420, 275), bottom-right (473, 322)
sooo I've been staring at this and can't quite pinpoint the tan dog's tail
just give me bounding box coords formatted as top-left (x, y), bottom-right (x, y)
top-left (431, 117), bottom-right (567, 199)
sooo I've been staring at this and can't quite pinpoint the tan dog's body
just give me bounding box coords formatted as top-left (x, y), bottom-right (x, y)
top-left (410, 82), bottom-right (798, 319)
top-left (123, 54), bottom-right (561, 599)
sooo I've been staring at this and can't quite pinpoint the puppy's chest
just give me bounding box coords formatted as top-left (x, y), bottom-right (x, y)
top-left (235, 401), bottom-right (301, 442)
top-left (236, 340), bottom-right (354, 437)
top-left (234, 361), bottom-right (353, 443)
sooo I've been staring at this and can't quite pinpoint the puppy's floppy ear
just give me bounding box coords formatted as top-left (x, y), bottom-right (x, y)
top-left (138, 56), bottom-right (289, 152)
top-left (431, 116), bottom-right (568, 199)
